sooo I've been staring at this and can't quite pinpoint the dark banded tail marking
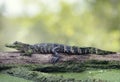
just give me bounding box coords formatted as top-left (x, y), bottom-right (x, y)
top-left (95, 48), bottom-right (98, 54)
top-left (70, 46), bottom-right (74, 54)
top-left (47, 46), bottom-right (51, 53)
top-left (78, 48), bottom-right (81, 54)
top-left (43, 44), bottom-right (48, 53)
top-left (34, 45), bottom-right (39, 53)
top-left (40, 46), bottom-right (44, 53)
top-left (72, 46), bottom-right (78, 54)
top-left (64, 45), bottom-right (66, 53)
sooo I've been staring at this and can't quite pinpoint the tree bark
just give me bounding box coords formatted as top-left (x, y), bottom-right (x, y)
top-left (0, 52), bottom-right (120, 65)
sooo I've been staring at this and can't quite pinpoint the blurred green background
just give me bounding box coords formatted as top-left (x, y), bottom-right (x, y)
top-left (0, 0), bottom-right (120, 52)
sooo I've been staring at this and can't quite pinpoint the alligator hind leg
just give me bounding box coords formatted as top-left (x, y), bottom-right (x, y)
top-left (20, 50), bottom-right (33, 57)
top-left (50, 47), bottom-right (60, 64)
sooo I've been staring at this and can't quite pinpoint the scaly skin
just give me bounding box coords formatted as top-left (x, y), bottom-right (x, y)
top-left (5, 41), bottom-right (116, 63)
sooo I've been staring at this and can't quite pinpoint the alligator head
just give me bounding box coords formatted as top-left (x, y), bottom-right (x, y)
top-left (5, 41), bottom-right (30, 52)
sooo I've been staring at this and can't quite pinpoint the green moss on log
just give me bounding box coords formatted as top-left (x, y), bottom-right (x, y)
top-left (0, 60), bottom-right (120, 72)
top-left (1, 67), bottom-right (81, 82)
top-left (2, 67), bottom-right (109, 82)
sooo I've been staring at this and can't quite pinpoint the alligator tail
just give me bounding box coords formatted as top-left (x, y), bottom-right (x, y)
top-left (74, 47), bottom-right (116, 55)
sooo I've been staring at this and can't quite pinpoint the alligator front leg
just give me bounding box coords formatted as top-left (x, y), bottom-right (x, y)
top-left (20, 53), bottom-right (32, 57)
top-left (20, 49), bottom-right (33, 57)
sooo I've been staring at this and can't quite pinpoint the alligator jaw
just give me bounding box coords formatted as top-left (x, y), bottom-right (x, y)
top-left (5, 44), bottom-right (16, 48)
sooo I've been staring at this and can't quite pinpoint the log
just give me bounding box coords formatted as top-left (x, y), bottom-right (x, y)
top-left (0, 52), bottom-right (120, 82)
top-left (0, 52), bottom-right (120, 72)
top-left (0, 52), bottom-right (120, 64)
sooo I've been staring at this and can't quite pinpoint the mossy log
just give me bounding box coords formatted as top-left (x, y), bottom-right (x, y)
top-left (0, 52), bottom-right (119, 82)
top-left (0, 52), bottom-right (120, 64)
top-left (0, 52), bottom-right (120, 72)
top-left (1, 67), bottom-right (109, 82)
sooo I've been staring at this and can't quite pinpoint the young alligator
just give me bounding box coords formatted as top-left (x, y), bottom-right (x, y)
top-left (5, 41), bottom-right (116, 63)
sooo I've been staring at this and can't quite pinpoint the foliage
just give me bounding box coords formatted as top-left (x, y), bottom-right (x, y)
top-left (0, 0), bottom-right (120, 52)
top-left (0, 73), bottom-right (32, 82)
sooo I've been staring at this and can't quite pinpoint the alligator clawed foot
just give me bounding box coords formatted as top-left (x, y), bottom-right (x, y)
top-left (20, 53), bottom-right (32, 57)
top-left (50, 57), bottom-right (59, 64)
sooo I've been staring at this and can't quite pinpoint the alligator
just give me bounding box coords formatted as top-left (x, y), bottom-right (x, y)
top-left (5, 41), bottom-right (116, 63)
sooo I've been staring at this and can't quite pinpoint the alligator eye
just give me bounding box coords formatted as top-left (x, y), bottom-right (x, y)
top-left (14, 41), bottom-right (18, 44)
